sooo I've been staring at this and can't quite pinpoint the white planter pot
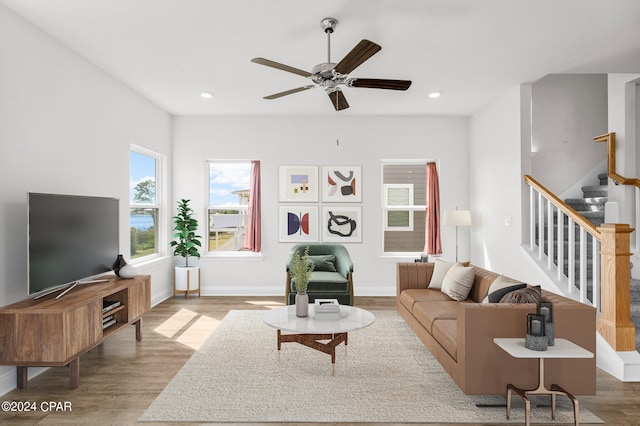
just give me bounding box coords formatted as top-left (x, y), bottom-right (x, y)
top-left (174, 266), bottom-right (200, 291)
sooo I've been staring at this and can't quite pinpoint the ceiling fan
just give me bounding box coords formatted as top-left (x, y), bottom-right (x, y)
top-left (251, 17), bottom-right (412, 111)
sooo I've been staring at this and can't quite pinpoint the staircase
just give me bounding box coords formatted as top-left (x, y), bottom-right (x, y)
top-left (561, 172), bottom-right (640, 352)
top-left (564, 175), bottom-right (608, 227)
top-left (562, 174), bottom-right (607, 283)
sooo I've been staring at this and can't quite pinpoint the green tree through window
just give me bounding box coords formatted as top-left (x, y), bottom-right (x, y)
top-left (130, 149), bottom-right (160, 259)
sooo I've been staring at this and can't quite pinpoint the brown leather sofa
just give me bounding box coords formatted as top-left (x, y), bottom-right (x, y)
top-left (396, 262), bottom-right (596, 395)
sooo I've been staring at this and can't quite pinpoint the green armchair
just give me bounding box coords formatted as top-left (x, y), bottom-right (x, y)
top-left (285, 243), bottom-right (354, 306)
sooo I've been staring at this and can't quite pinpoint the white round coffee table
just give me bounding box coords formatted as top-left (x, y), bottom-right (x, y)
top-left (263, 304), bottom-right (375, 374)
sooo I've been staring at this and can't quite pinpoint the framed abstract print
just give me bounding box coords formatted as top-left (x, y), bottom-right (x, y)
top-left (279, 205), bottom-right (319, 242)
top-left (321, 165), bottom-right (362, 202)
top-left (279, 165), bottom-right (319, 202)
top-left (322, 206), bottom-right (362, 243)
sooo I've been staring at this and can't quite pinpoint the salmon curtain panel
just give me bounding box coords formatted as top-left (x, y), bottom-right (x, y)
top-left (243, 161), bottom-right (261, 252)
top-left (424, 162), bottom-right (442, 255)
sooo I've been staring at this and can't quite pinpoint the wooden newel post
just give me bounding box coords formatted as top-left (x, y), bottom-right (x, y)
top-left (597, 223), bottom-right (636, 351)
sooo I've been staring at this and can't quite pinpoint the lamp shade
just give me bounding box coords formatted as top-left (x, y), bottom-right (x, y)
top-left (442, 210), bottom-right (471, 227)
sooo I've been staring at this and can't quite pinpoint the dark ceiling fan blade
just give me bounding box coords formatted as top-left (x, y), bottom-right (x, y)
top-left (349, 78), bottom-right (412, 91)
top-left (263, 85), bottom-right (315, 100)
top-left (333, 39), bottom-right (382, 75)
top-left (328, 89), bottom-right (349, 111)
top-left (251, 57), bottom-right (312, 78)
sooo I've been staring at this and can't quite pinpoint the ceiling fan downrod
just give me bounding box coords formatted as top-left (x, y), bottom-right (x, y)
top-left (320, 17), bottom-right (338, 63)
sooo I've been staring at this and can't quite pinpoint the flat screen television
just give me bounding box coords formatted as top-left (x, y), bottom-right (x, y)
top-left (28, 192), bottom-right (120, 296)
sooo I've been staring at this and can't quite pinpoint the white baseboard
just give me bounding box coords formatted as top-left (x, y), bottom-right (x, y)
top-left (0, 368), bottom-right (16, 397)
top-left (152, 289), bottom-right (174, 306)
top-left (0, 366), bottom-right (48, 397)
top-left (596, 334), bottom-right (640, 381)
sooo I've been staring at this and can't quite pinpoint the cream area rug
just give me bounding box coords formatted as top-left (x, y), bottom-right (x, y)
top-left (139, 310), bottom-right (603, 424)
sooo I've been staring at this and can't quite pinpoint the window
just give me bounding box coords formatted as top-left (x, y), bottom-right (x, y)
top-left (130, 147), bottom-right (161, 260)
top-left (381, 161), bottom-right (427, 254)
top-left (207, 160), bottom-right (261, 253)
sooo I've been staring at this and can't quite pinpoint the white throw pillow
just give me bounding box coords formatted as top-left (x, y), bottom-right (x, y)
top-left (428, 258), bottom-right (457, 289)
top-left (441, 264), bottom-right (475, 301)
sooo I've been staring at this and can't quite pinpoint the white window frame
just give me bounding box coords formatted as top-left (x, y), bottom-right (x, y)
top-left (130, 145), bottom-right (165, 263)
top-left (205, 159), bottom-right (260, 258)
top-left (381, 159), bottom-right (431, 256)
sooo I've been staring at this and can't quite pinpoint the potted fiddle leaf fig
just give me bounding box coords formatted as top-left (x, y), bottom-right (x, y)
top-left (290, 245), bottom-right (314, 317)
top-left (170, 199), bottom-right (202, 297)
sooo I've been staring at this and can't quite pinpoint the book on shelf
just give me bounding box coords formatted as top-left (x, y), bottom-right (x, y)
top-left (102, 318), bottom-right (117, 329)
top-left (102, 300), bottom-right (121, 314)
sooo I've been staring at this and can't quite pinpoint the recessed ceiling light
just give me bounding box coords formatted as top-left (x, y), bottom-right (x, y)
top-left (200, 92), bottom-right (213, 99)
top-left (428, 91), bottom-right (442, 99)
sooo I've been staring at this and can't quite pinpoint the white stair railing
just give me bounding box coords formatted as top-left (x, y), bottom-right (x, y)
top-left (525, 175), bottom-right (601, 311)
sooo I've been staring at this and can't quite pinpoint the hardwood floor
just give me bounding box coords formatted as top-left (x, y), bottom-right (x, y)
top-left (0, 296), bottom-right (639, 425)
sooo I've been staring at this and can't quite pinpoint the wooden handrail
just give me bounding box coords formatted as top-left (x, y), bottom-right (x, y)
top-left (524, 174), bottom-right (600, 239)
top-left (594, 132), bottom-right (640, 187)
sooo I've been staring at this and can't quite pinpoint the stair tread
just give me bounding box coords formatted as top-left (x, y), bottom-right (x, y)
top-left (582, 185), bottom-right (608, 191)
top-left (565, 197), bottom-right (608, 203)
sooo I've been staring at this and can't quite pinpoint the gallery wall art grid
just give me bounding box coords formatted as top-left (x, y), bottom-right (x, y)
top-left (278, 165), bottom-right (363, 243)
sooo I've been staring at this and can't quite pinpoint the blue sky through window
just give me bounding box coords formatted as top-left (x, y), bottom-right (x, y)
top-left (130, 151), bottom-right (156, 203)
top-left (209, 162), bottom-right (251, 206)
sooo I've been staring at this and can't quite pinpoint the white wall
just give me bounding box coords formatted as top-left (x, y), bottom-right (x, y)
top-left (531, 74), bottom-right (608, 196)
top-left (607, 75), bottom-right (640, 227)
top-left (469, 86), bottom-right (550, 285)
top-left (0, 5), bottom-right (173, 394)
top-left (173, 115), bottom-right (469, 296)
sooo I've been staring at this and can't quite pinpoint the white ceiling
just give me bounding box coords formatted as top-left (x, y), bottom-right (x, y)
top-left (2, 0), bottom-right (640, 116)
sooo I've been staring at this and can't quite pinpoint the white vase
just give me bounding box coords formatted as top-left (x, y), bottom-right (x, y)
top-left (295, 292), bottom-right (309, 317)
top-left (117, 264), bottom-right (137, 279)
top-left (174, 266), bottom-right (200, 291)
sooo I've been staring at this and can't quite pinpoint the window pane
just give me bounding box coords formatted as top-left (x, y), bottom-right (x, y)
top-left (382, 163), bottom-right (427, 253)
top-left (130, 208), bottom-right (157, 258)
top-left (384, 210), bottom-right (426, 252)
top-left (382, 164), bottom-right (426, 205)
top-left (208, 208), bottom-right (246, 251)
top-left (130, 148), bottom-right (160, 260)
top-left (208, 161), bottom-right (255, 252)
top-left (388, 211), bottom-right (411, 228)
top-left (209, 162), bottom-right (252, 206)
top-left (130, 151), bottom-right (156, 204)
top-left (388, 187), bottom-right (411, 205)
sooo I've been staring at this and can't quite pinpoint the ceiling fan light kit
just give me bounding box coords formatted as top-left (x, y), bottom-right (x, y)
top-left (251, 17), bottom-right (411, 111)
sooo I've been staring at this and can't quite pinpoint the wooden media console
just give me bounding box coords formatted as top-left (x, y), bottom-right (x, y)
top-left (0, 275), bottom-right (151, 389)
